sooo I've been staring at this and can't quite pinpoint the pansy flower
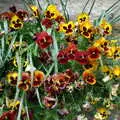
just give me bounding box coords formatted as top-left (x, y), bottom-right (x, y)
top-left (75, 51), bottom-right (89, 65)
top-left (66, 43), bottom-right (78, 60)
top-left (9, 15), bottom-right (23, 30)
top-left (106, 46), bottom-right (120, 59)
top-left (82, 70), bottom-right (96, 85)
top-left (7, 99), bottom-right (20, 110)
top-left (42, 18), bottom-right (53, 29)
top-left (32, 70), bottom-right (45, 87)
top-left (45, 5), bottom-right (60, 20)
top-left (57, 49), bottom-right (68, 64)
top-left (66, 35), bottom-right (78, 44)
top-left (16, 10), bottom-right (28, 20)
top-left (30, 5), bottom-right (39, 17)
top-left (59, 21), bottom-right (75, 35)
top-left (55, 15), bottom-right (65, 23)
top-left (39, 51), bottom-right (52, 64)
top-left (88, 46), bottom-right (101, 60)
top-left (0, 12), bottom-right (15, 20)
top-left (0, 110), bottom-right (17, 120)
top-left (112, 66), bottom-right (120, 77)
top-left (94, 108), bottom-right (110, 120)
top-left (77, 13), bottom-right (89, 25)
top-left (18, 72), bottom-right (31, 91)
top-left (80, 21), bottom-right (93, 38)
top-left (35, 31), bottom-right (53, 49)
top-left (100, 19), bottom-right (112, 35)
top-left (93, 37), bottom-right (110, 52)
top-left (84, 60), bottom-right (98, 71)
top-left (7, 72), bottom-right (18, 86)
top-left (43, 96), bottom-right (57, 109)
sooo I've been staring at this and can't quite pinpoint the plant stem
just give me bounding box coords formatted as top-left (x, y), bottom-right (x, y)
top-left (17, 92), bottom-right (24, 120)
top-left (52, 31), bottom-right (59, 73)
top-left (36, 88), bottom-right (44, 108)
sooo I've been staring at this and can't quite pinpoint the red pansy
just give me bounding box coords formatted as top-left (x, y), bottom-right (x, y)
top-left (57, 50), bottom-right (68, 64)
top-left (42, 18), bottom-right (52, 29)
top-left (75, 51), bottom-right (89, 65)
top-left (35, 31), bottom-right (53, 49)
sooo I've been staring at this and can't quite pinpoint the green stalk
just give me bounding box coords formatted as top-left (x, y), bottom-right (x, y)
top-left (14, 52), bottom-right (22, 101)
top-left (14, 35), bottom-right (23, 101)
top-left (36, 88), bottom-right (44, 108)
top-left (17, 92), bottom-right (24, 120)
top-left (25, 94), bottom-right (30, 120)
top-left (99, 56), bottom-right (103, 67)
top-left (60, 0), bottom-right (69, 22)
top-left (52, 31), bottom-right (59, 73)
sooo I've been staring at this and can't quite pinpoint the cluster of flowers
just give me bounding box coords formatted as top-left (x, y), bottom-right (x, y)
top-left (0, 2), bottom-right (120, 120)
top-left (7, 70), bottom-right (44, 91)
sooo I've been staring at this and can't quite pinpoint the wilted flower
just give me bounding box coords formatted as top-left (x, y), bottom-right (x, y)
top-left (39, 51), bottom-right (52, 64)
top-left (43, 96), bottom-right (57, 109)
top-left (35, 31), bottom-right (53, 49)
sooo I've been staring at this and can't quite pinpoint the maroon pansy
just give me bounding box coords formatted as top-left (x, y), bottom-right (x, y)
top-left (42, 18), bottom-right (53, 29)
top-left (35, 31), bottom-right (53, 49)
top-left (75, 51), bottom-right (89, 65)
top-left (57, 50), bottom-right (68, 64)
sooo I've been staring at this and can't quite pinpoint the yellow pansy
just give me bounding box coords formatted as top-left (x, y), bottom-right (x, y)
top-left (9, 15), bottom-right (23, 30)
top-left (59, 21), bottom-right (75, 35)
top-left (100, 19), bottom-right (112, 35)
top-left (93, 37), bottom-right (110, 52)
top-left (80, 21), bottom-right (93, 38)
top-left (30, 5), bottom-right (39, 17)
top-left (101, 65), bottom-right (113, 79)
top-left (77, 12), bottom-right (89, 25)
top-left (112, 66), bottom-right (120, 77)
top-left (106, 46), bottom-right (120, 59)
top-left (45, 4), bottom-right (60, 19)
top-left (7, 99), bottom-right (20, 109)
top-left (84, 60), bottom-right (98, 71)
top-left (7, 72), bottom-right (18, 86)
top-left (95, 108), bottom-right (110, 120)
